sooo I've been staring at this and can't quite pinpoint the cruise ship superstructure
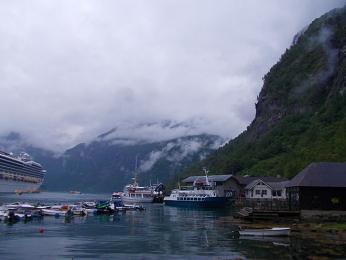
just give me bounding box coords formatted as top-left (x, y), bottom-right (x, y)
top-left (0, 151), bottom-right (46, 193)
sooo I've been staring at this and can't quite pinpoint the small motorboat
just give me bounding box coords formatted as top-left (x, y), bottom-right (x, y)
top-left (4, 202), bottom-right (34, 210)
top-left (42, 205), bottom-right (73, 217)
top-left (70, 205), bottom-right (87, 216)
top-left (123, 204), bottom-right (145, 211)
top-left (239, 227), bottom-right (290, 237)
top-left (83, 201), bottom-right (96, 208)
top-left (95, 201), bottom-right (114, 215)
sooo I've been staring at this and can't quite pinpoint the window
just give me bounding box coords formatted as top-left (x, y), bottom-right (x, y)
top-left (272, 191), bottom-right (277, 196)
top-left (255, 190), bottom-right (260, 195)
top-left (262, 190), bottom-right (267, 195)
top-left (277, 190), bottom-right (282, 196)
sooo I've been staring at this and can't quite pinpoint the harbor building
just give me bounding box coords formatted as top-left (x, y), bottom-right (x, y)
top-left (244, 179), bottom-right (289, 200)
top-left (287, 162), bottom-right (346, 211)
top-left (233, 176), bottom-right (288, 198)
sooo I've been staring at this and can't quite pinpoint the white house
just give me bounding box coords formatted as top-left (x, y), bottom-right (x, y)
top-left (245, 179), bottom-right (289, 200)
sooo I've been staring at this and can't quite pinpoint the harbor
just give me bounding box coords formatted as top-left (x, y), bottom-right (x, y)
top-left (0, 192), bottom-right (346, 259)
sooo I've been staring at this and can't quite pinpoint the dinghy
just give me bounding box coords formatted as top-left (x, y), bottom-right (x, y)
top-left (239, 227), bottom-right (290, 237)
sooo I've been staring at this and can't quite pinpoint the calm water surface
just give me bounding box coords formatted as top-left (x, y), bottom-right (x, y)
top-left (0, 192), bottom-right (344, 259)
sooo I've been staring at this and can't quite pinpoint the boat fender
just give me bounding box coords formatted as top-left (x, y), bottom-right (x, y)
top-left (38, 228), bottom-right (44, 234)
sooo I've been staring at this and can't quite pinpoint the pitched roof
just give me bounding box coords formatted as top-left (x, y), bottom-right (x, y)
top-left (245, 179), bottom-right (271, 190)
top-left (288, 162), bottom-right (346, 188)
top-left (182, 174), bottom-right (233, 183)
top-left (245, 179), bottom-right (290, 190)
top-left (233, 176), bottom-right (288, 186)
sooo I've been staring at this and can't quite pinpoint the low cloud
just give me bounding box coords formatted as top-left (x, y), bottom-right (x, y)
top-left (138, 136), bottom-right (224, 172)
top-left (0, 0), bottom-right (344, 151)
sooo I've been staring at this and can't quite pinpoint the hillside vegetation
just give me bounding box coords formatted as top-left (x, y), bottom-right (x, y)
top-left (180, 6), bottom-right (346, 180)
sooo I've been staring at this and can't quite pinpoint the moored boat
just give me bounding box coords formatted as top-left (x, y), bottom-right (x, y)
top-left (42, 205), bottom-right (73, 217)
top-left (70, 205), bottom-right (87, 216)
top-left (164, 169), bottom-right (230, 208)
top-left (121, 175), bottom-right (155, 204)
top-left (239, 227), bottom-right (291, 237)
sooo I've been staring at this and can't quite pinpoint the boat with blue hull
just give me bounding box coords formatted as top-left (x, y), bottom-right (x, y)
top-left (164, 169), bottom-right (231, 208)
top-left (164, 196), bottom-right (229, 208)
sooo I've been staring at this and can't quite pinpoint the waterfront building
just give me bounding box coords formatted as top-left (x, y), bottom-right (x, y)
top-left (244, 179), bottom-right (289, 200)
top-left (287, 162), bottom-right (346, 211)
top-left (233, 176), bottom-right (288, 198)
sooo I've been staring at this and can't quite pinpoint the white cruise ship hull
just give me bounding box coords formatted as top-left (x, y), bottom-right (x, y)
top-left (0, 179), bottom-right (42, 193)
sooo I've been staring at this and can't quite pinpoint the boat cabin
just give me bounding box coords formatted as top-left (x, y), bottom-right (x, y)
top-left (182, 174), bottom-right (239, 198)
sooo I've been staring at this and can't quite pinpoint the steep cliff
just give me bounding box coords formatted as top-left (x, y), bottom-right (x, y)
top-left (181, 6), bottom-right (346, 179)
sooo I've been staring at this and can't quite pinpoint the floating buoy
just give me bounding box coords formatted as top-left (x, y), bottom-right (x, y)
top-left (38, 228), bottom-right (44, 234)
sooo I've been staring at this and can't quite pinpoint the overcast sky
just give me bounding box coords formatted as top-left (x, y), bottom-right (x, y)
top-left (0, 0), bottom-right (345, 151)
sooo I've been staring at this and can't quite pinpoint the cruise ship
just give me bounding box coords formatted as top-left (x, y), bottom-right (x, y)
top-left (0, 151), bottom-right (46, 193)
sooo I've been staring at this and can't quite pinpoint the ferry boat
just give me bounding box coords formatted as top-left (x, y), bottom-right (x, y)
top-left (121, 177), bottom-right (155, 204)
top-left (0, 151), bottom-right (46, 193)
top-left (164, 170), bottom-right (230, 208)
top-left (120, 156), bottom-right (156, 204)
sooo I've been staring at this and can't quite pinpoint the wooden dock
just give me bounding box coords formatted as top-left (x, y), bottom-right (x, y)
top-left (235, 207), bottom-right (300, 221)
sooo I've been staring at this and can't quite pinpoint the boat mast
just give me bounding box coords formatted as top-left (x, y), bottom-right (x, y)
top-left (133, 155), bottom-right (139, 186)
top-left (203, 167), bottom-right (210, 186)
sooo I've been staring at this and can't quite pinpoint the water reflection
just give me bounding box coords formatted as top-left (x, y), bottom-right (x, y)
top-left (0, 193), bottom-right (345, 259)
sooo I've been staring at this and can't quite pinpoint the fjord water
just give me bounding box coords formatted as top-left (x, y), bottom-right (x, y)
top-left (0, 193), bottom-right (341, 259)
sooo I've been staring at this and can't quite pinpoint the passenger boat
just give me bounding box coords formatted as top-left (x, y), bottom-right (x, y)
top-left (120, 157), bottom-right (155, 204)
top-left (164, 169), bottom-right (230, 208)
top-left (239, 227), bottom-right (291, 237)
top-left (121, 176), bottom-right (154, 204)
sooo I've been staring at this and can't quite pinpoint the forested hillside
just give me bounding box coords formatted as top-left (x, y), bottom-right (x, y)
top-left (181, 6), bottom-right (346, 180)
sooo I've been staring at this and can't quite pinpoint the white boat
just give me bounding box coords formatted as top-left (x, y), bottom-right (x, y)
top-left (120, 157), bottom-right (154, 204)
top-left (42, 205), bottom-right (72, 217)
top-left (82, 202), bottom-right (97, 214)
top-left (82, 201), bottom-right (96, 208)
top-left (70, 205), bottom-right (87, 216)
top-left (239, 227), bottom-right (291, 237)
top-left (4, 202), bottom-right (35, 210)
top-left (121, 185), bottom-right (154, 203)
top-left (164, 169), bottom-right (229, 208)
top-left (42, 209), bottom-right (71, 217)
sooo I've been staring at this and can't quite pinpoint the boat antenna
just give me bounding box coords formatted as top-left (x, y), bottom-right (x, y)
top-left (133, 155), bottom-right (139, 186)
top-left (203, 167), bottom-right (210, 186)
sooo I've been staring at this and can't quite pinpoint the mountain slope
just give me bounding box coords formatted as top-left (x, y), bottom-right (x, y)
top-left (180, 6), bottom-right (346, 180)
top-left (0, 125), bottom-right (223, 193)
top-left (45, 134), bottom-right (222, 192)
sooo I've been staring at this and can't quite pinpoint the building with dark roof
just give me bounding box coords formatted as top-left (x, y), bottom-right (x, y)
top-left (182, 174), bottom-right (289, 199)
top-left (287, 162), bottom-right (346, 210)
top-left (234, 176), bottom-right (288, 187)
top-left (244, 179), bottom-right (290, 200)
